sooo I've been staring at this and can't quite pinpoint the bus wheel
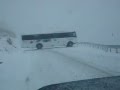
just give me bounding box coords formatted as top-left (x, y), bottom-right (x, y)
top-left (36, 43), bottom-right (43, 49)
top-left (67, 41), bottom-right (74, 47)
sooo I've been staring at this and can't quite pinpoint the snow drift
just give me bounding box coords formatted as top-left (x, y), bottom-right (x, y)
top-left (0, 27), bottom-right (16, 52)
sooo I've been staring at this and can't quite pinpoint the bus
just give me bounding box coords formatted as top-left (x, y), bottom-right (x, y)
top-left (22, 31), bottom-right (77, 49)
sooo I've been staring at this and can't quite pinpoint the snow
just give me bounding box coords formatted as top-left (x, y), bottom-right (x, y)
top-left (0, 44), bottom-right (120, 90)
top-left (0, 51), bottom-right (31, 90)
top-left (0, 0), bottom-right (120, 90)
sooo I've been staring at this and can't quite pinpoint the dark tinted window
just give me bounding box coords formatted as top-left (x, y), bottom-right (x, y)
top-left (53, 32), bottom-right (76, 38)
top-left (22, 32), bottom-right (76, 40)
top-left (22, 35), bottom-right (35, 40)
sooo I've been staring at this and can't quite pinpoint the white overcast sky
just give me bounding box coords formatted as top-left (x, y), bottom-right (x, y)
top-left (0, 0), bottom-right (120, 43)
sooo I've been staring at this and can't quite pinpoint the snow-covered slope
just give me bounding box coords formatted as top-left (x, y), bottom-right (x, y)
top-left (0, 0), bottom-right (120, 90)
top-left (0, 37), bottom-right (16, 52)
top-left (0, 27), bottom-right (16, 52)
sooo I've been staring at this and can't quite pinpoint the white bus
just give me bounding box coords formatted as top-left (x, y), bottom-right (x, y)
top-left (22, 31), bottom-right (77, 49)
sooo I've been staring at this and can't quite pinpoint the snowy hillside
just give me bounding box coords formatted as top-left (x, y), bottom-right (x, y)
top-left (0, 0), bottom-right (120, 90)
top-left (0, 0), bottom-right (120, 44)
top-left (0, 28), bottom-right (16, 52)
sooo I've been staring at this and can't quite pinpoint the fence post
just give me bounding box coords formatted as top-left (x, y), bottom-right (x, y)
top-left (109, 48), bottom-right (111, 52)
top-left (116, 48), bottom-right (118, 53)
top-left (105, 47), bottom-right (108, 52)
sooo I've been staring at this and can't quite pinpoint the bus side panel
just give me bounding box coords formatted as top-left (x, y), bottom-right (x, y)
top-left (22, 40), bottom-right (37, 48)
top-left (22, 37), bottom-right (77, 48)
top-left (51, 37), bottom-right (77, 47)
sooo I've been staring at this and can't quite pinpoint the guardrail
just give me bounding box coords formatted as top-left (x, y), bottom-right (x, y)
top-left (77, 42), bottom-right (120, 53)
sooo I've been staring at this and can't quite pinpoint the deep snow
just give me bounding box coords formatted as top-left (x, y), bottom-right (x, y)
top-left (0, 45), bottom-right (120, 90)
top-left (0, 0), bottom-right (120, 90)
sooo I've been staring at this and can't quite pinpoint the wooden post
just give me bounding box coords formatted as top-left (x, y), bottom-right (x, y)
top-left (0, 62), bottom-right (3, 64)
top-left (105, 48), bottom-right (108, 52)
top-left (110, 48), bottom-right (111, 52)
top-left (116, 48), bottom-right (118, 53)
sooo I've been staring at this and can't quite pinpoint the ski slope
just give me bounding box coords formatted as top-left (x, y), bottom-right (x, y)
top-left (0, 46), bottom-right (120, 90)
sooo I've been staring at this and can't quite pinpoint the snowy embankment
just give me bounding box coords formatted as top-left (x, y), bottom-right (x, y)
top-left (0, 37), bottom-right (16, 53)
top-left (0, 28), bottom-right (17, 53)
top-left (52, 46), bottom-right (120, 75)
top-left (0, 43), bottom-right (120, 90)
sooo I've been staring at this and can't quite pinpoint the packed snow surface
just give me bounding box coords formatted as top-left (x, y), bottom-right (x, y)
top-left (0, 46), bottom-right (120, 90)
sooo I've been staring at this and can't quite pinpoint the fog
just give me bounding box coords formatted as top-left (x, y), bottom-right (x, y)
top-left (0, 1), bottom-right (120, 90)
top-left (0, 0), bottom-right (120, 44)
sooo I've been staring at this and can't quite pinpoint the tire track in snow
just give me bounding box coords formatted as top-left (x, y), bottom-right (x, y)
top-left (48, 50), bottom-right (114, 76)
top-left (24, 49), bottom-right (114, 76)
top-left (24, 49), bottom-right (114, 90)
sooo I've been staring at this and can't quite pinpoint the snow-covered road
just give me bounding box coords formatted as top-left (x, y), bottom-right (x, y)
top-left (0, 46), bottom-right (120, 90)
